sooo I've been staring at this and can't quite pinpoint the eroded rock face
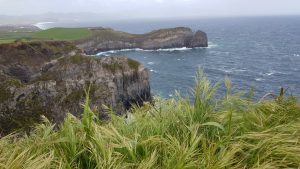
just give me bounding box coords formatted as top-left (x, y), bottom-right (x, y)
top-left (76, 27), bottom-right (208, 55)
top-left (0, 41), bottom-right (151, 134)
top-left (188, 31), bottom-right (208, 48)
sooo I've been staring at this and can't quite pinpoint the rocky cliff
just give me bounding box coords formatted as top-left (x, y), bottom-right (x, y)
top-left (76, 27), bottom-right (208, 55)
top-left (0, 41), bottom-right (151, 134)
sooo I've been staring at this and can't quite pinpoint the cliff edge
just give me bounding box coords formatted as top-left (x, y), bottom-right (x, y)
top-left (0, 41), bottom-right (151, 134)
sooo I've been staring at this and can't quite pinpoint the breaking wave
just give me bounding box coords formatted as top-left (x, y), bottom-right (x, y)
top-left (33, 22), bottom-right (55, 30)
top-left (95, 44), bottom-right (216, 56)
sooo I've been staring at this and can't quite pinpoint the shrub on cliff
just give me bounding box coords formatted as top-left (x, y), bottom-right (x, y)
top-left (0, 71), bottom-right (299, 168)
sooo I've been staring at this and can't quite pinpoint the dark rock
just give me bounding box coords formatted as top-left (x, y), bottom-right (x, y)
top-left (0, 41), bottom-right (151, 134)
top-left (187, 31), bottom-right (208, 48)
top-left (76, 27), bottom-right (208, 55)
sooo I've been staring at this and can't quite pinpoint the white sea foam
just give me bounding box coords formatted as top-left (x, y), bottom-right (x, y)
top-left (150, 69), bottom-right (158, 73)
top-left (207, 42), bottom-right (218, 49)
top-left (147, 62), bottom-right (155, 65)
top-left (216, 68), bottom-right (232, 73)
top-left (96, 45), bottom-right (211, 56)
top-left (232, 68), bottom-right (247, 72)
top-left (255, 78), bottom-right (264, 81)
top-left (260, 70), bottom-right (279, 76)
top-left (96, 51), bottom-right (117, 56)
top-left (33, 22), bottom-right (55, 30)
top-left (96, 48), bottom-right (143, 56)
top-left (97, 47), bottom-right (193, 56)
top-left (156, 47), bottom-right (192, 51)
top-left (224, 70), bottom-right (232, 73)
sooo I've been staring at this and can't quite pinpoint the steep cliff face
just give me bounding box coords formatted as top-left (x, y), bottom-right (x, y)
top-left (76, 27), bottom-right (208, 55)
top-left (0, 41), bottom-right (151, 134)
top-left (188, 31), bottom-right (208, 48)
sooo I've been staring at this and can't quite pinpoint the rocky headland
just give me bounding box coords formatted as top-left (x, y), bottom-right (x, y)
top-left (0, 27), bottom-right (208, 134)
top-left (0, 41), bottom-right (151, 134)
top-left (76, 27), bottom-right (208, 55)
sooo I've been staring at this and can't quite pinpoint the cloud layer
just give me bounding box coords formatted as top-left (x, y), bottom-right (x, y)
top-left (0, 0), bottom-right (299, 18)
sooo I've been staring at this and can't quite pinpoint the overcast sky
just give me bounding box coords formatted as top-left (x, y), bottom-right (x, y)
top-left (0, 0), bottom-right (300, 19)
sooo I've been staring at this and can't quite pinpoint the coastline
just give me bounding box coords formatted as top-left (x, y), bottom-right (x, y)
top-left (33, 21), bottom-right (55, 30)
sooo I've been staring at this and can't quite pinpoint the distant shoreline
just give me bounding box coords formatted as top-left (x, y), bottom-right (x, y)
top-left (33, 22), bottom-right (55, 30)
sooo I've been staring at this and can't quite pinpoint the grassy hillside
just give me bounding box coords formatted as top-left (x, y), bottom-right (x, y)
top-left (0, 26), bottom-right (39, 44)
top-left (0, 71), bottom-right (299, 168)
top-left (0, 39), bottom-right (15, 44)
top-left (0, 27), bottom-right (93, 43)
top-left (0, 32), bottom-right (34, 44)
top-left (32, 28), bottom-right (92, 40)
top-left (0, 26), bottom-right (175, 45)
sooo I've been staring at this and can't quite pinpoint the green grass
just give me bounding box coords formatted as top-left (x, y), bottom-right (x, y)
top-left (0, 70), bottom-right (299, 168)
top-left (0, 32), bottom-right (34, 44)
top-left (0, 27), bottom-right (129, 44)
top-left (0, 28), bottom-right (92, 43)
top-left (32, 28), bottom-right (92, 41)
top-left (0, 39), bottom-right (15, 44)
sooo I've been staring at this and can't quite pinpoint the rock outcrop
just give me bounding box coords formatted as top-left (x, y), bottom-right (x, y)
top-left (76, 27), bottom-right (208, 55)
top-left (188, 31), bottom-right (208, 48)
top-left (0, 41), bottom-right (151, 134)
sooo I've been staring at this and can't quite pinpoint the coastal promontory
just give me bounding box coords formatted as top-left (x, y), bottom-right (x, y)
top-left (0, 26), bottom-right (208, 134)
top-left (76, 27), bottom-right (208, 55)
top-left (0, 26), bottom-right (208, 54)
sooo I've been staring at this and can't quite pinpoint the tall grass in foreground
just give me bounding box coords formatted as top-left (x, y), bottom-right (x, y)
top-left (0, 70), bottom-right (300, 169)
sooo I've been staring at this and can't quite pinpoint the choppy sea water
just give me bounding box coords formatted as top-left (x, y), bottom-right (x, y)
top-left (42, 16), bottom-right (300, 98)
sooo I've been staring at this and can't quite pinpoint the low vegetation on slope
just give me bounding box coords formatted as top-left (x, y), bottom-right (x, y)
top-left (0, 27), bottom-right (131, 44)
top-left (0, 31), bottom-right (34, 44)
top-left (0, 27), bottom-right (92, 43)
top-left (0, 71), bottom-right (299, 168)
top-left (32, 28), bottom-right (92, 41)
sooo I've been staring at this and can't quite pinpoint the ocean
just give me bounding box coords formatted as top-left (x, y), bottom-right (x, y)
top-left (41, 16), bottom-right (300, 98)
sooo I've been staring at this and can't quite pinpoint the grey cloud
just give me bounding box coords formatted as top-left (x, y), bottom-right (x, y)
top-left (0, 0), bottom-right (299, 18)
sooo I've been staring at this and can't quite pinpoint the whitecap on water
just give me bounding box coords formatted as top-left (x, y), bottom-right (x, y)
top-left (217, 68), bottom-right (232, 74)
top-left (232, 68), bottom-right (247, 72)
top-left (150, 69), bottom-right (158, 73)
top-left (259, 70), bottom-right (279, 76)
top-left (147, 62), bottom-right (155, 65)
top-left (255, 78), bottom-right (264, 81)
top-left (293, 54), bottom-right (300, 57)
